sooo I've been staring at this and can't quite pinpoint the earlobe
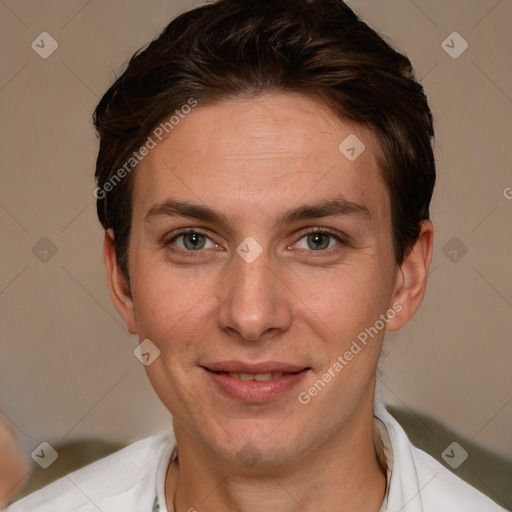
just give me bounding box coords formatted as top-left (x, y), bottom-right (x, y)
top-left (387, 221), bottom-right (434, 332)
top-left (103, 229), bottom-right (137, 334)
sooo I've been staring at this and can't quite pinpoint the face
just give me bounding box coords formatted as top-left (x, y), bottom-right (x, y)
top-left (106, 93), bottom-right (429, 468)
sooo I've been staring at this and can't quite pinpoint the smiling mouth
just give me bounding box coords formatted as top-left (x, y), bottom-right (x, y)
top-left (203, 366), bottom-right (311, 402)
top-left (209, 370), bottom-right (305, 381)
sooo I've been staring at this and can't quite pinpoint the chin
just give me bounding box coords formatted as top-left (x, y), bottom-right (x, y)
top-left (197, 417), bottom-right (306, 469)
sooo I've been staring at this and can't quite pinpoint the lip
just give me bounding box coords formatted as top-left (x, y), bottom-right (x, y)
top-left (203, 360), bottom-right (308, 374)
top-left (202, 361), bottom-right (311, 403)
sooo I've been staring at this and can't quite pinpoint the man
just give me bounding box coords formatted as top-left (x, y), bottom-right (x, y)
top-left (8, 0), bottom-right (506, 510)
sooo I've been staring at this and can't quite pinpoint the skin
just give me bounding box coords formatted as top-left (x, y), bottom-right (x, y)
top-left (104, 93), bottom-right (433, 512)
top-left (0, 422), bottom-right (26, 508)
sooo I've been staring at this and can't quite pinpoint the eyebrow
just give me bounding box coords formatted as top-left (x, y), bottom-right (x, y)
top-left (144, 197), bottom-right (370, 227)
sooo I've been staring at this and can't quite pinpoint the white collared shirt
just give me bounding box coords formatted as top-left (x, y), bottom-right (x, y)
top-left (8, 403), bottom-right (506, 511)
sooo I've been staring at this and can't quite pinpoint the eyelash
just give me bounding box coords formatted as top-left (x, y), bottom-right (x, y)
top-left (164, 229), bottom-right (217, 259)
top-left (293, 227), bottom-right (348, 254)
top-left (164, 228), bottom-right (348, 258)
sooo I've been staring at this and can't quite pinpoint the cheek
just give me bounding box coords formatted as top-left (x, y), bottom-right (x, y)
top-left (130, 263), bottom-right (220, 351)
top-left (291, 260), bottom-right (393, 332)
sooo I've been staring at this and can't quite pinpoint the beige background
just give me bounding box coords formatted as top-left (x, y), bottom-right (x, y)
top-left (0, 0), bottom-right (511, 474)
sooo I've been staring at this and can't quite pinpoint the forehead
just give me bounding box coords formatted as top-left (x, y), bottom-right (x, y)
top-left (132, 93), bottom-right (389, 224)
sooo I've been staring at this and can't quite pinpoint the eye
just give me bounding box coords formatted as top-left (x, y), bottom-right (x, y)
top-left (295, 230), bottom-right (343, 251)
top-left (168, 230), bottom-right (218, 251)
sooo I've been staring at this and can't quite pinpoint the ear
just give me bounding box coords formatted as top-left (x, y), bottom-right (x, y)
top-left (103, 229), bottom-right (137, 334)
top-left (386, 220), bottom-right (434, 331)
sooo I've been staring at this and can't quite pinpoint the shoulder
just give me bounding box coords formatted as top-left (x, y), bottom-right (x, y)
top-left (7, 434), bottom-right (173, 512)
top-left (409, 445), bottom-right (507, 511)
top-left (376, 403), bottom-right (507, 512)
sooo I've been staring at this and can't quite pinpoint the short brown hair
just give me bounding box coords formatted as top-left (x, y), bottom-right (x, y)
top-left (93, 0), bottom-right (435, 281)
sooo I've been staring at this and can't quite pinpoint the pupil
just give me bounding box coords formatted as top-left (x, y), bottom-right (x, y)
top-left (184, 233), bottom-right (205, 250)
top-left (308, 233), bottom-right (329, 250)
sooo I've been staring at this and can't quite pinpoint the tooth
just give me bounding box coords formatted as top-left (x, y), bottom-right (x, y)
top-left (254, 373), bottom-right (272, 381)
top-left (226, 372), bottom-right (282, 381)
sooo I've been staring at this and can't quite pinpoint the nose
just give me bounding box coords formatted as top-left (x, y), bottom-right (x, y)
top-left (217, 247), bottom-right (293, 342)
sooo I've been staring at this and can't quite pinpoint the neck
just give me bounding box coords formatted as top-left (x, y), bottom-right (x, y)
top-left (166, 382), bottom-right (386, 512)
